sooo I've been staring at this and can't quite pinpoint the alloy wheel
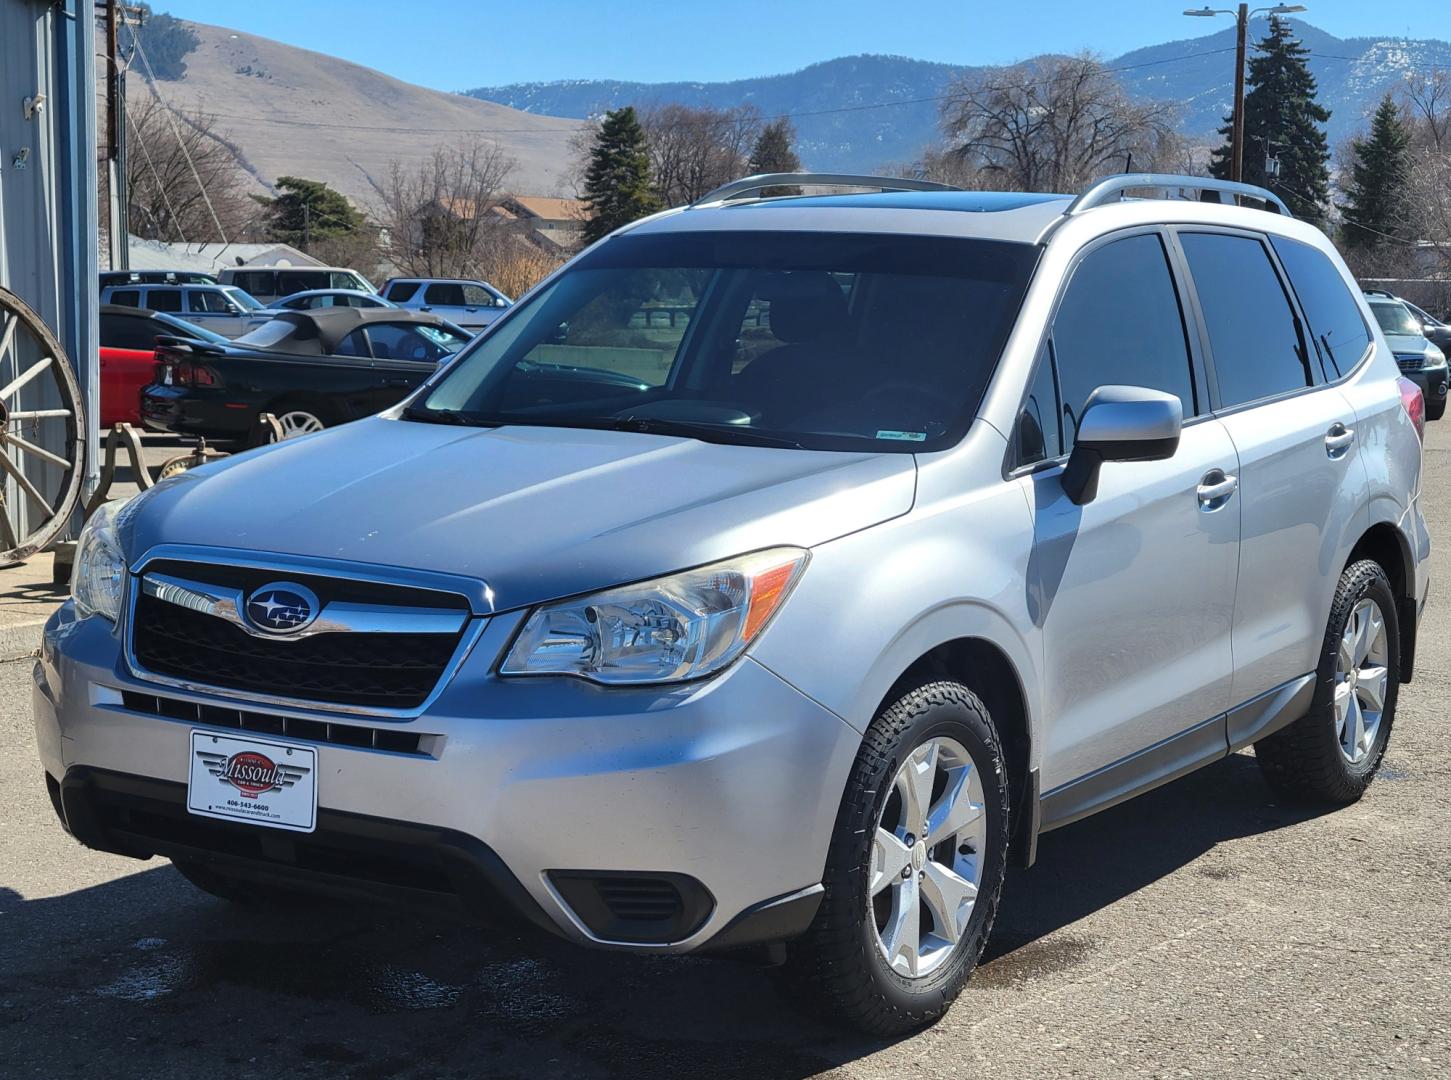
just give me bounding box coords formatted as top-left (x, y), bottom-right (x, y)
top-left (1335, 597), bottom-right (1389, 765)
top-left (869, 736), bottom-right (988, 979)
top-left (277, 410), bottom-right (325, 438)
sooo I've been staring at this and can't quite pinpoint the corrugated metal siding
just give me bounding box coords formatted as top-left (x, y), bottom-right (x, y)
top-left (0, 0), bottom-right (99, 538)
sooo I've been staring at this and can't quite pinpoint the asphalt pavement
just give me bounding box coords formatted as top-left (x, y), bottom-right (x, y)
top-left (1, 428), bottom-right (1448, 1079)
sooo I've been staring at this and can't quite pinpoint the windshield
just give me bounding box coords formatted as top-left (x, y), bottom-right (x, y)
top-left (411, 231), bottom-right (1037, 451)
top-left (223, 286), bottom-right (264, 311)
top-left (1370, 301), bottom-right (1421, 337)
top-left (154, 312), bottom-right (229, 344)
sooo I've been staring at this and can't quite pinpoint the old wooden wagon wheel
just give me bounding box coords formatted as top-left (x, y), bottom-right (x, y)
top-left (0, 286), bottom-right (85, 565)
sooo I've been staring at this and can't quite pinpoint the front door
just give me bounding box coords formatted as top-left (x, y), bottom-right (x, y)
top-left (1011, 230), bottom-right (1241, 793)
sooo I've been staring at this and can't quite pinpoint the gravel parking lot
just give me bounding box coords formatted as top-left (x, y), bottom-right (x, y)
top-left (2, 429), bottom-right (1448, 1079)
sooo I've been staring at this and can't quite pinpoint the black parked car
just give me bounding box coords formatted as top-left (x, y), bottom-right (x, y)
top-left (140, 308), bottom-right (472, 440)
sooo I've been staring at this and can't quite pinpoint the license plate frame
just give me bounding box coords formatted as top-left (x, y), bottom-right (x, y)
top-left (186, 730), bottom-right (318, 833)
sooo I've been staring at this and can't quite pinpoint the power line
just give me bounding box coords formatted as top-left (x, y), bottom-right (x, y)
top-left (124, 104), bottom-right (188, 244)
top-left (130, 22), bottom-right (230, 243)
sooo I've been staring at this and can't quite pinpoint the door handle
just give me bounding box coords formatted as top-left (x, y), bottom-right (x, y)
top-left (380, 377), bottom-right (411, 387)
top-left (1197, 469), bottom-right (1238, 510)
top-left (1325, 423), bottom-right (1355, 457)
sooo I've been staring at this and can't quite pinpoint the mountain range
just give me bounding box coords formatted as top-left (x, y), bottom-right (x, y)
top-left (465, 19), bottom-right (1451, 172)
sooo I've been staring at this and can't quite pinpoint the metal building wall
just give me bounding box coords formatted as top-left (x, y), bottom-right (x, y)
top-left (0, 0), bottom-right (100, 536)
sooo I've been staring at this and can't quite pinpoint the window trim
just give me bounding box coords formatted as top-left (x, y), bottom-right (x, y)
top-left (1168, 225), bottom-right (1366, 419)
top-left (1003, 224), bottom-right (1211, 477)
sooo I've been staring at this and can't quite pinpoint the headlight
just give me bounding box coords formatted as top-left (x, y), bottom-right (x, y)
top-left (500, 547), bottom-right (809, 685)
top-left (1429, 344), bottom-right (1446, 365)
top-left (72, 499), bottom-right (129, 621)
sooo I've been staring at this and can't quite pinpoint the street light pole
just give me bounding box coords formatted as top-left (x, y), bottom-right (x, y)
top-left (1183, 4), bottom-right (1305, 183)
top-left (1230, 3), bottom-right (1248, 182)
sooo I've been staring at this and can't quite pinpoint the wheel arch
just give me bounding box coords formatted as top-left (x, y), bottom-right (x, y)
top-left (877, 636), bottom-right (1037, 868)
top-left (1347, 520), bottom-right (1418, 683)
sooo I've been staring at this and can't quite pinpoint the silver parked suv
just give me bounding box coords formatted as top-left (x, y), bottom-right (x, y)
top-left (38, 173), bottom-right (1430, 1034)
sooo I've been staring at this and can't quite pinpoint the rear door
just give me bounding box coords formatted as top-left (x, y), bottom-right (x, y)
top-left (1013, 230), bottom-right (1241, 795)
top-left (1174, 229), bottom-right (1368, 709)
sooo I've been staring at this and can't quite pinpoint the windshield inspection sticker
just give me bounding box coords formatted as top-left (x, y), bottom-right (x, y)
top-left (876, 430), bottom-right (928, 442)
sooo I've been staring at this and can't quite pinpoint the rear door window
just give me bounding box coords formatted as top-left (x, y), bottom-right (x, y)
top-left (278, 271), bottom-right (326, 295)
top-left (145, 289), bottom-right (182, 312)
top-left (229, 270), bottom-right (274, 297)
top-left (1180, 232), bottom-right (1313, 407)
top-left (1050, 233), bottom-right (1197, 449)
top-left (424, 283), bottom-right (467, 307)
top-left (1269, 236), bottom-right (1371, 378)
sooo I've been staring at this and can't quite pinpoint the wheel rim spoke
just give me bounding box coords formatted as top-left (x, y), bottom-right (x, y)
top-left (0, 504), bottom-right (17, 550)
top-left (896, 742), bottom-right (937, 838)
top-left (0, 451), bottom-right (52, 514)
top-left (920, 861), bottom-right (977, 946)
top-left (870, 827), bottom-right (912, 897)
top-left (880, 874), bottom-right (920, 977)
top-left (8, 409), bottom-right (72, 420)
top-left (0, 313), bottom-right (16, 369)
top-left (1334, 598), bottom-right (1390, 765)
top-left (4, 431), bottom-right (71, 468)
top-left (0, 355), bottom-right (53, 399)
top-left (925, 765), bottom-right (982, 847)
top-left (1357, 664), bottom-right (1388, 714)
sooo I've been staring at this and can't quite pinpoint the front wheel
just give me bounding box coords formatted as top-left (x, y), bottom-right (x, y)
top-left (1256, 559), bottom-right (1399, 803)
top-left (783, 679), bottom-right (1009, 1035)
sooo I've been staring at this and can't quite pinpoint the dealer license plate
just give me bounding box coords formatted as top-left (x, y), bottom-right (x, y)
top-left (187, 730), bottom-right (317, 832)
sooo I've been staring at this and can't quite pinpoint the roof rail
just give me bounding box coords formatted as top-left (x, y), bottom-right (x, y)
top-left (691, 172), bottom-right (960, 208)
top-left (1065, 173), bottom-right (1292, 218)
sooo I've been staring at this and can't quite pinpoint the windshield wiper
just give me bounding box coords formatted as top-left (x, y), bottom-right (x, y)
top-left (604, 415), bottom-right (806, 449)
top-left (400, 405), bottom-right (496, 427)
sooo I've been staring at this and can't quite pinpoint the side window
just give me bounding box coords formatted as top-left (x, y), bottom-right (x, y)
top-left (461, 284), bottom-right (492, 307)
top-left (231, 271), bottom-right (272, 297)
top-left (1016, 348), bottom-right (1062, 465)
top-left (187, 290), bottom-right (230, 314)
top-left (1051, 233), bottom-right (1196, 448)
top-left (1269, 236), bottom-right (1371, 377)
top-left (146, 289), bottom-right (182, 313)
top-left (385, 281), bottom-right (420, 302)
top-left (108, 289), bottom-right (140, 308)
top-left (333, 330), bottom-right (370, 358)
top-left (1180, 232), bottom-right (1312, 407)
top-left (101, 313), bottom-right (151, 350)
top-left (278, 271), bottom-right (325, 295)
top-left (330, 271), bottom-right (363, 290)
top-left (424, 283), bottom-right (466, 307)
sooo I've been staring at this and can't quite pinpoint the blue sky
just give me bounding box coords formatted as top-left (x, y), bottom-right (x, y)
top-left (163, 1), bottom-right (1448, 90)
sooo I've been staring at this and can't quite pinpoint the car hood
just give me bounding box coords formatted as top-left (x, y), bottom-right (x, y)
top-left (1383, 332), bottom-right (1433, 355)
top-left (126, 417), bottom-right (917, 611)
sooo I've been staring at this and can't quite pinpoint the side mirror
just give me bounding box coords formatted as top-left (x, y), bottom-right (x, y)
top-left (1061, 385), bottom-right (1182, 505)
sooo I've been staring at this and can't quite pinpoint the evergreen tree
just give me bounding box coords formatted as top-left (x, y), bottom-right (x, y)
top-left (1341, 94), bottom-right (1412, 251)
top-left (254, 176), bottom-right (362, 251)
top-left (1208, 17), bottom-right (1331, 222)
top-left (748, 118), bottom-right (802, 197)
top-left (582, 107), bottom-right (663, 245)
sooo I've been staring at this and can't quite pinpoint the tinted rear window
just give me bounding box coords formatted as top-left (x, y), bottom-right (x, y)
top-left (145, 289), bottom-right (182, 313)
top-left (1270, 236), bottom-right (1370, 377)
top-left (1180, 233), bottom-right (1312, 407)
top-left (385, 281), bottom-right (420, 302)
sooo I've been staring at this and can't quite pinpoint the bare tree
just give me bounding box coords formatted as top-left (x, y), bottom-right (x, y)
top-left (1398, 69), bottom-right (1451, 281)
top-left (938, 54), bottom-right (1176, 193)
top-left (638, 103), bottom-right (762, 206)
top-left (377, 139), bottom-right (517, 279)
top-left (124, 97), bottom-right (256, 242)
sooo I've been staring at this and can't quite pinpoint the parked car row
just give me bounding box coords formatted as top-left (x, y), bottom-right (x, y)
top-left (1363, 290), bottom-right (1448, 421)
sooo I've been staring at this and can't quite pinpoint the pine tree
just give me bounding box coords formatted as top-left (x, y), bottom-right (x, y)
top-left (747, 118), bottom-right (803, 197)
top-left (1341, 94), bottom-right (1412, 251)
top-left (582, 107), bottom-right (663, 245)
top-left (254, 176), bottom-right (362, 251)
top-left (1208, 16), bottom-right (1331, 222)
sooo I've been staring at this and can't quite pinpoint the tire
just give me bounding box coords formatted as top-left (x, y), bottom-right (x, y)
top-left (782, 679), bottom-right (1010, 1035)
top-left (1426, 394), bottom-right (1445, 422)
top-left (171, 857), bottom-right (315, 908)
top-left (1255, 559), bottom-right (1399, 803)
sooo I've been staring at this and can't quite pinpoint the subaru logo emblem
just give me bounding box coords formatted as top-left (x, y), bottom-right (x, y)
top-left (244, 582), bottom-right (320, 635)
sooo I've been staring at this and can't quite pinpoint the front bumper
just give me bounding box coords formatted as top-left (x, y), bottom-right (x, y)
top-left (1402, 361), bottom-right (1449, 407)
top-left (34, 602), bottom-right (857, 952)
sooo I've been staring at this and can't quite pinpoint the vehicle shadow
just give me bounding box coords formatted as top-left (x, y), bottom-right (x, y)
top-left (0, 751), bottom-right (1333, 1080)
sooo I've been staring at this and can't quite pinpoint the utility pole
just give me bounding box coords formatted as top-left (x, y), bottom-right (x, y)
top-left (1230, 3), bottom-right (1248, 182)
top-left (101, 0), bottom-right (127, 268)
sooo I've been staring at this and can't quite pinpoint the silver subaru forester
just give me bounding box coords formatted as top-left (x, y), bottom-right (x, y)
top-left (37, 173), bottom-right (1430, 1034)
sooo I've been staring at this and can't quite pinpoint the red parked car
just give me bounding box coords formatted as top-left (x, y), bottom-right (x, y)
top-left (99, 304), bottom-right (230, 427)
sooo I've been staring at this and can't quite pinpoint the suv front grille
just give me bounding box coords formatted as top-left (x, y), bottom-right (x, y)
top-left (1395, 352), bottom-right (1426, 371)
top-left (129, 561), bottom-right (473, 711)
